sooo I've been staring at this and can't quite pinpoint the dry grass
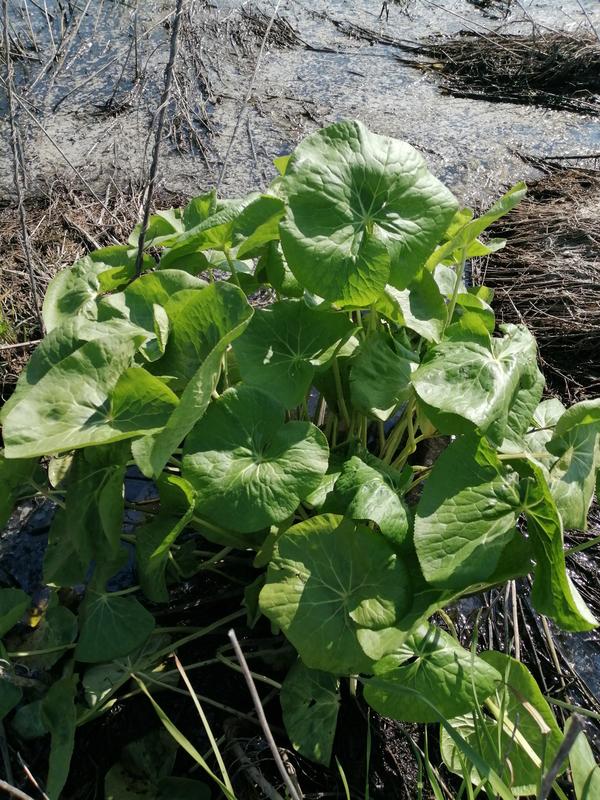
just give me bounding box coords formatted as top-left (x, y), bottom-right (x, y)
top-left (413, 30), bottom-right (600, 115)
top-left (474, 160), bottom-right (600, 401)
top-left (0, 180), bottom-right (186, 399)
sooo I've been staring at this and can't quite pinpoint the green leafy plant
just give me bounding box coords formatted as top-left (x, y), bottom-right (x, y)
top-left (1, 120), bottom-right (599, 798)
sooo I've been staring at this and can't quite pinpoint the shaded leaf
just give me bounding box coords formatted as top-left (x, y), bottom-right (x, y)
top-left (41, 674), bottom-right (78, 800)
top-left (281, 660), bottom-right (340, 766)
top-left (136, 475), bottom-right (196, 602)
top-left (0, 588), bottom-right (29, 638)
top-left (76, 591), bottom-right (155, 663)
top-left (349, 332), bottom-right (417, 420)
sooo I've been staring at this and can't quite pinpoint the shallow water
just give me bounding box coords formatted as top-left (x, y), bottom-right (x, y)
top-left (2, 0), bottom-right (599, 205)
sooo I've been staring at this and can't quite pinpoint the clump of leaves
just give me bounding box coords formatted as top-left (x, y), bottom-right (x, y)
top-left (1, 120), bottom-right (599, 798)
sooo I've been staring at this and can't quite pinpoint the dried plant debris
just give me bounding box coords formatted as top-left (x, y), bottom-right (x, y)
top-left (465, 0), bottom-right (512, 19)
top-left (0, 181), bottom-right (185, 399)
top-left (474, 161), bottom-right (600, 400)
top-left (412, 31), bottom-right (600, 115)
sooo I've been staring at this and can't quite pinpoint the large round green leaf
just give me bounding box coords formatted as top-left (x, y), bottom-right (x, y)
top-left (233, 300), bottom-right (354, 408)
top-left (259, 514), bottom-right (411, 674)
top-left (279, 120), bottom-right (458, 305)
top-left (363, 624), bottom-right (501, 723)
top-left (182, 386), bottom-right (328, 533)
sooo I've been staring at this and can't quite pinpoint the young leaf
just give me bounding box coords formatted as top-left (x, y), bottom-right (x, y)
top-left (75, 591), bottom-right (156, 663)
top-left (41, 674), bottom-right (78, 800)
top-left (349, 332), bottom-right (418, 420)
top-left (279, 120), bottom-right (458, 305)
top-left (259, 514), bottom-right (411, 674)
top-left (415, 436), bottom-right (521, 589)
top-left (136, 475), bottom-right (196, 602)
top-left (182, 190), bottom-right (217, 229)
top-left (364, 624), bottom-right (501, 723)
top-left (425, 182), bottom-right (526, 269)
top-left (281, 660), bottom-right (340, 766)
top-left (132, 284), bottom-right (253, 479)
top-left (158, 194), bottom-right (283, 269)
top-left (182, 386), bottom-right (329, 533)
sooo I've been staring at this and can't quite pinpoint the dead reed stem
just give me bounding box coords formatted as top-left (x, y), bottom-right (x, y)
top-left (2, 0), bottom-right (44, 334)
top-left (135, 0), bottom-right (185, 276)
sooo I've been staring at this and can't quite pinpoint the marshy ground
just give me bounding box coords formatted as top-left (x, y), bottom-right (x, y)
top-left (1, 0), bottom-right (600, 797)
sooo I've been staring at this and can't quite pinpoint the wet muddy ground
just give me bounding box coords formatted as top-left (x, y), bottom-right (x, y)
top-left (2, 0), bottom-right (599, 204)
top-left (2, 0), bottom-right (600, 797)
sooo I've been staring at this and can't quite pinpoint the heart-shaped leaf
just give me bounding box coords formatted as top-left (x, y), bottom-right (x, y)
top-left (413, 324), bottom-right (538, 444)
top-left (279, 120), bottom-right (458, 305)
top-left (182, 386), bottom-right (329, 533)
top-left (233, 300), bottom-right (354, 408)
top-left (364, 624), bottom-right (501, 723)
top-left (259, 514), bottom-right (411, 674)
top-left (75, 591), bottom-right (155, 663)
top-left (281, 661), bottom-right (340, 766)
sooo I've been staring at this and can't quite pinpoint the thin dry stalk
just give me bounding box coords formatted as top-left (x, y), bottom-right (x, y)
top-left (135, 0), bottom-right (185, 276)
top-left (228, 629), bottom-right (303, 800)
top-left (2, 0), bottom-right (44, 334)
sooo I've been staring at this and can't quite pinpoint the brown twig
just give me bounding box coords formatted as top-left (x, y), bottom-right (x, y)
top-left (3, 0), bottom-right (44, 335)
top-left (0, 779), bottom-right (37, 800)
top-left (228, 629), bottom-right (303, 800)
top-left (135, 0), bottom-right (185, 276)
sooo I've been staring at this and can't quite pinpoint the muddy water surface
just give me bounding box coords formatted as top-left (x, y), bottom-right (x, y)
top-left (2, 0), bottom-right (600, 205)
